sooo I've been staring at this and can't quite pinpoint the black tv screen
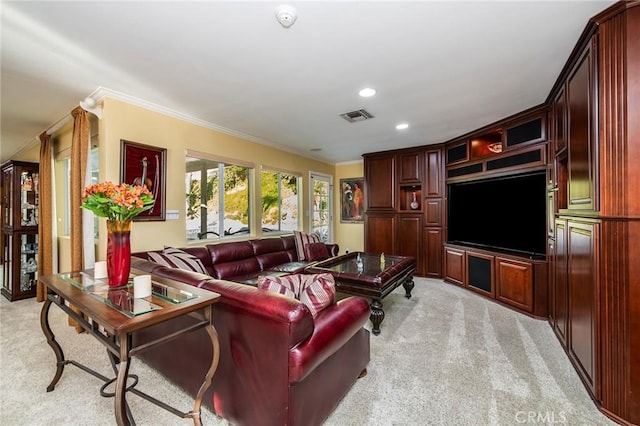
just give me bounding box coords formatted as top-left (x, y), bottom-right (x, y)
top-left (447, 171), bottom-right (547, 258)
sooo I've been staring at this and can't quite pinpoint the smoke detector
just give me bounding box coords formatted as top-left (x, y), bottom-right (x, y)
top-left (275, 5), bottom-right (297, 28)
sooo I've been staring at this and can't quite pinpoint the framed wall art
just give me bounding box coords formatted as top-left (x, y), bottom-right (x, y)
top-left (340, 177), bottom-right (365, 223)
top-left (120, 140), bottom-right (167, 221)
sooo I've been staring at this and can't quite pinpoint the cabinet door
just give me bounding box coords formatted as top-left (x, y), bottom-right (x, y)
top-left (425, 148), bottom-right (443, 197)
top-left (424, 227), bottom-right (443, 278)
top-left (396, 215), bottom-right (423, 275)
top-left (552, 220), bottom-right (569, 347)
top-left (398, 151), bottom-right (423, 184)
top-left (567, 220), bottom-right (599, 395)
top-left (364, 154), bottom-right (395, 210)
top-left (467, 251), bottom-right (494, 298)
top-left (553, 86), bottom-right (567, 155)
top-left (567, 41), bottom-right (597, 210)
top-left (444, 247), bottom-right (465, 286)
top-left (1, 165), bottom-right (14, 228)
top-left (424, 198), bottom-right (442, 227)
top-left (495, 257), bottom-right (534, 313)
top-left (364, 214), bottom-right (395, 255)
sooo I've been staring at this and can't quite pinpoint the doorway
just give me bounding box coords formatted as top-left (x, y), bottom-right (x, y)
top-left (309, 173), bottom-right (332, 242)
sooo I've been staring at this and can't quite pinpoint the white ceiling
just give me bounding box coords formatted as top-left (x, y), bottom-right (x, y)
top-left (1, 1), bottom-right (615, 164)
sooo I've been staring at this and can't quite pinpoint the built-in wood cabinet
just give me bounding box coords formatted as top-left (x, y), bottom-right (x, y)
top-left (552, 86), bottom-right (567, 156)
top-left (551, 220), bottom-right (568, 348)
top-left (566, 220), bottom-right (599, 395)
top-left (364, 146), bottom-right (444, 277)
top-left (363, 4), bottom-right (638, 424)
top-left (566, 41), bottom-right (598, 211)
top-left (466, 251), bottom-right (494, 298)
top-left (398, 150), bottom-right (422, 184)
top-left (546, 4), bottom-right (640, 424)
top-left (364, 153), bottom-right (395, 210)
top-left (364, 213), bottom-right (395, 256)
top-left (396, 215), bottom-right (422, 264)
top-left (495, 257), bottom-right (534, 314)
top-left (444, 246), bottom-right (465, 286)
top-left (423, 148), bottom-right (444, 277)
top-left (444, 243), bottom-right (547, 317)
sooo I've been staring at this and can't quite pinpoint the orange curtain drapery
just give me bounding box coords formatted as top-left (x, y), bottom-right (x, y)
top-left (68, 106), bottom-right (90, 330)
top-left (36, 132), bottom-right (54, 302)
top-left (70, 106), bottom-right (89, 273)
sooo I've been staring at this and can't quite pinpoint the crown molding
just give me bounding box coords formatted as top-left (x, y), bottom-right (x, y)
top-left (91, 87), bottom-right (334, 166)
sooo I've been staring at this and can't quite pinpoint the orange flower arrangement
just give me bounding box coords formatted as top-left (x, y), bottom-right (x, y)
top-left (82, 181), bottom-right (154, 222)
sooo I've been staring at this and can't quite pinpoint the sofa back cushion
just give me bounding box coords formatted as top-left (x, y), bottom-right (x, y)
top-left (251, 238), bottom-right (294, 270)
top-left (148, 247), bottom-right (209, 275)
top-left (207, 241), bottom-right (261, 280)
top-left (293, 231), bottom-right (321, 261)
top-left (303, 242), bottom-right (330, 262)
top-left (280, 235), bottom-right (299, 261)
top-left (258, 273), bottom-right (336, 317)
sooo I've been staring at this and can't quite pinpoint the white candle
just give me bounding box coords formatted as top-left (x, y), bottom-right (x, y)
top-left (94, 261), bottom-right (107, 279)
top-left (133, 275), bottom-right (152, 298)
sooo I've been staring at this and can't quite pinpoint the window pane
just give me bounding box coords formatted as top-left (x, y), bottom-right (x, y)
top-left (223, 164), bottom-right (250, 236)
top-left (261, 171), bottom-right (298, 233)
top-left (90, 148), bottom-right (99, 239)
top-left (312, 179), bottom-right (330, 242)
top-left (186, 156), bottom-right (251, 241)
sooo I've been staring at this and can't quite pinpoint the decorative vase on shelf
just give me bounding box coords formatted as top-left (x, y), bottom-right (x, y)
top-left (410, 192), bottom-right (419, 210)
top-left (106, 220), bottom-right (132, 288)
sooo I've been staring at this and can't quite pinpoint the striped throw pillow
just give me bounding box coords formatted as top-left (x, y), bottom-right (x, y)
top-left (148, 247), bottom-right (208, 275)
top-left (293, 230), bottom-right (321, 261)
top-left (257, 273), bottom-right (336, 317)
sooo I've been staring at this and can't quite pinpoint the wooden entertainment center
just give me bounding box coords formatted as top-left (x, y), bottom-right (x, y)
top-left (363, 2), bottom-right (639, 425)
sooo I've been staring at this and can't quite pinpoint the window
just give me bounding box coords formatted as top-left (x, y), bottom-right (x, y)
top-left (261, 170), bottom-right (299, 233)
top-left (57, 147), bottom-right (99, 238)
top-left (310, 173), bottom-right (332, 242)
top-left (185, 155), bottom-right (251, 241)
top-left (89, 147), bottom-right (99, 238)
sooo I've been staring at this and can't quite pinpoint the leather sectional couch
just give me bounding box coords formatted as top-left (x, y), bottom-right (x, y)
top-left (130, 235), bottom-right (370, 426)
top-left (135, 234), bottom-right (339, 285)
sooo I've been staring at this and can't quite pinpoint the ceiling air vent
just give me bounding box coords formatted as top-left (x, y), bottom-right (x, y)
top-left (340, 109), bottom-right (374, 123)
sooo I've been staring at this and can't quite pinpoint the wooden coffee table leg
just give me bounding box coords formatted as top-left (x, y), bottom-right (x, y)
top-left (370, 299), bottom-right (385, 335)
top-left (403, 276), bottom-right (414, 299)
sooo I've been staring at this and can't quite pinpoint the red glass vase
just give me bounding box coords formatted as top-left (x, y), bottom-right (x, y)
top-left (106, 220), bottom-right (132, 288)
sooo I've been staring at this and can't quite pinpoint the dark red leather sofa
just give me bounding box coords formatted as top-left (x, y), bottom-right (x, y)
top-left (134, 235), bottom-right (338, 285)
top-left (130, 235), bottom-right (370, 426)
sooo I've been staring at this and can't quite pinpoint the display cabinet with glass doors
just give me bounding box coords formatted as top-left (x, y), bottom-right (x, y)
top-left (1, 161), bottom-right (39, 301)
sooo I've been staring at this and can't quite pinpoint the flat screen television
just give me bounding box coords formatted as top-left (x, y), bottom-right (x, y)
top-left (447, 171), bottom-right (547, 258)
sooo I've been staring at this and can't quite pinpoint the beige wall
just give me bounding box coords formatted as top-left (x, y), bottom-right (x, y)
top-left (21, 98), bottom-right (367, 266)
top-left (334, 161), bottom-right (364, 253)
top-left (9, 142), bottom-right (39, 163)
top-left (97, 98), bottom-right (336, 257)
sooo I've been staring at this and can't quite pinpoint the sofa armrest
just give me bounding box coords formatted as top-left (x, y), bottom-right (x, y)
top-left (326, 243), bottom-right (339, 257)
top-left (288, 296), bottom-right (370, 383)
top-left (200, 279), bottom-right (315, 345)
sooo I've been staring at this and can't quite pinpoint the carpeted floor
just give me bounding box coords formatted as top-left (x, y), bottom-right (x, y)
top-left (0, 278), bottom-right (615, 425)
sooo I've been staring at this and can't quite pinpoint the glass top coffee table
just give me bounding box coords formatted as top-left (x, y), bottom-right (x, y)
top-left (305, 252), bottom-right (416, 335)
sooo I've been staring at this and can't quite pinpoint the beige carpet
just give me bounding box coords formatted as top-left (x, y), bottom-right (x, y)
top-left (0, 278), bottom-right (615, 425)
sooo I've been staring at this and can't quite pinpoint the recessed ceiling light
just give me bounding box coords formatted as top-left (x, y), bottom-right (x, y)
top-left (396, 123), bottom-right (409, 130)
top-left (358, 88), bottom-right (376, 98)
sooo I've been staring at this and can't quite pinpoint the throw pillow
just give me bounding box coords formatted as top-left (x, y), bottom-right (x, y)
top-left (303, 242), bottom-right (330, 262)
top-left (293, 230), bottom-right (321, 261)
top-left (257, 273), bottom-right (336, 317)
top-left (148, 247), bottom-right (208, 275)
